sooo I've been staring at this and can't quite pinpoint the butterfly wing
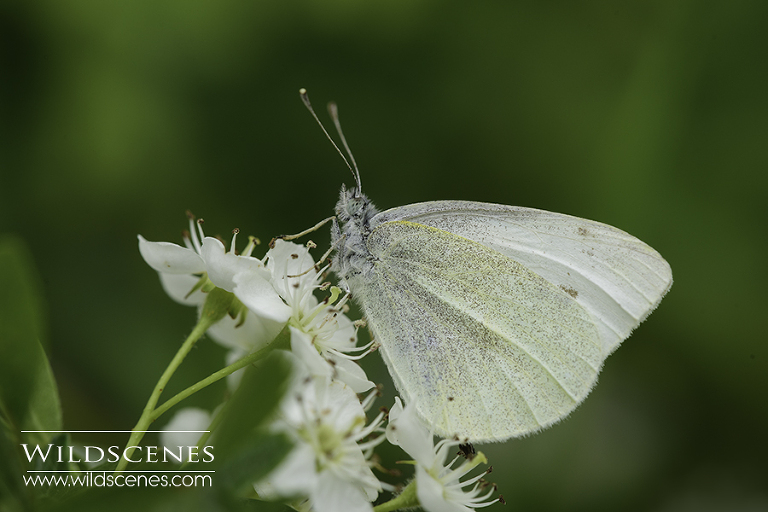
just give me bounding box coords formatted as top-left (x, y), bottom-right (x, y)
top-left (371, 201), bottom-right (673, 356)
top-left (352, 220), bottom-right (605, 441)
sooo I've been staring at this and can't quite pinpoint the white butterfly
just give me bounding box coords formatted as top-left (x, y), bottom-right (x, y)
top-left (303, 90), bottom-right (673, 443)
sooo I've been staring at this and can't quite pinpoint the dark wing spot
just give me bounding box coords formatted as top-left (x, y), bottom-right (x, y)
top-left (559, 285), bottom-right (578, 298)
top-left (578, 227), bottom-right (588, 236)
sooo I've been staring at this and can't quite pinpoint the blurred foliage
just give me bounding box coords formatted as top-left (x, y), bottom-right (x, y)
top-left (0, 236), bottom-right (60, 512)
top-left (0, 236), bottom-right (61, 440)
top-left (37, 350), bottom-right (294, 512)
top-left (1, 0), bottom-right (767, 510)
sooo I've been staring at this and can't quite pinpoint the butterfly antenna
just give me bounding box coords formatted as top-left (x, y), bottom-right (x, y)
top-left (328, 101), bottom-right (362, 196)
top-left (299, 88), bottom-right (360, 195)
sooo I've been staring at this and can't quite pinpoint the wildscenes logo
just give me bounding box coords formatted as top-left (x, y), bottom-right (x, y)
top-left (22, 444), bottom-right (214, 465)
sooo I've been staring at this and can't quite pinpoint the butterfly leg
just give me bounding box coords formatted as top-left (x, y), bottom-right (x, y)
top-left (269, 216), bottom-right (335, 248)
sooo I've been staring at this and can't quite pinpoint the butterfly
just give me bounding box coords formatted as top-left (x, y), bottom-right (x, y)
top-left (302, 89), bottom-right (672, 442)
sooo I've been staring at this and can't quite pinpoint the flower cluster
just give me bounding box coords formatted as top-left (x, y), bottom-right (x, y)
top-left (139, 214), bottom-right (500, 512)
top-left (138, 213), bottom-right (286, 355)
top-left (387, 398), bottom-right (502, 512)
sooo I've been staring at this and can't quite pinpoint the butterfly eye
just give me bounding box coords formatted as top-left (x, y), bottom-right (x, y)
top-left (346, 197), bottom-right (365, 217)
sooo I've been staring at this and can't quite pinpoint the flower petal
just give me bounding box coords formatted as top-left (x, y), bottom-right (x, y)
top-left (159, 408), bottom-right (211, 452)
top-left (207, 309), bottom-right (284, 353)
top-left (158, 272), bottom-right (206, 305)
top-left (387, 397), bottom-right (404, 429)
top-left (333, 317), bottom-right (357, 349)
top-left (138, 235), bottom-right (205, 274)
top-left (200, 236), bottom-right (268, 292)
top-left (312, 470), bottom-right (374, 512)
top-left (386, 399), bottom-right (435, 468)
top-left (259, 443), bottom-right (318, 498)
top-left (416, 465), bottom-right (473, 512)
top-left (337, 446), bottom-right (382, 501)
top-left (321, 379), bottom-right (368, 433)
top-left (233, 271), bottom-right (292, 323)
top-left (266, 239), bottom-right (316, 279)
top-left (331, 357), bottom-right (375, 393)
top-left (290, 327), bottom-right (333, 380)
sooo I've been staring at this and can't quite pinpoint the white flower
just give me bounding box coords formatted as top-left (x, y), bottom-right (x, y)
top-left (257, 366), bottom-right (385, 512)
top-left (138, 214), bottom-right (287, 353)
top-left (159, 407), bottom-right (212, 454)
top-left (234, 238), bottom-right (322, 326)
top-left (386, 398), bottom-right (500, 512)
top-left (140, 217), bottom-right (373, 394)
top-left (235, 239), bottom-right (374, 392)
top-left (290, 323), bottom-right (372, 393)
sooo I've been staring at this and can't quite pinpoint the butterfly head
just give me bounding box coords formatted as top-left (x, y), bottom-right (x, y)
top-left (336, 184), bottom-right (377, 226)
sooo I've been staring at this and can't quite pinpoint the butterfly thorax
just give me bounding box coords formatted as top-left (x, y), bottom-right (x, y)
top-left (332, 185), bottom-right (380, 289)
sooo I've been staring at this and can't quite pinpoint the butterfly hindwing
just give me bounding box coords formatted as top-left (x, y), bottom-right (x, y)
top-left (351, 220), bottom-right (603, 441)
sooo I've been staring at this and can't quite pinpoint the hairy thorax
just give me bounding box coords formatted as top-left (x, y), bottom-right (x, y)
top-left (332, 186), bottom-right (380, 289)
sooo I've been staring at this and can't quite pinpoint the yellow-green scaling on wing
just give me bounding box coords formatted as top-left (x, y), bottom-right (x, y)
top-left (345, 201), bottom-right (672, 442)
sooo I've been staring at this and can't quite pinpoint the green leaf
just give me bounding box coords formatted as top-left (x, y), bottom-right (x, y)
top-left (0, 235), bottom-right (61, 443)
top-left (0, 235), bottom-right (62, 511)
top-left (211, 347), bottom-right (294, 500)
top-left (215, 432), bottom-right (293, 497)
top-left (0, 425), bottom-right (31, 512)
top-left (213, 343), bottom-right (292, 459)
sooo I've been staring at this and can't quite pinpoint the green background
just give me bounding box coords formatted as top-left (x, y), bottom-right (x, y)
top-left (2, 1), bottom-right (766, 510)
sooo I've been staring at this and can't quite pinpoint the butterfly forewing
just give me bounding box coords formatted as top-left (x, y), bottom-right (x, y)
top-left (371, 201), bottom-right (673, 356)
top-left (351, 220), bottom-right (604, 441)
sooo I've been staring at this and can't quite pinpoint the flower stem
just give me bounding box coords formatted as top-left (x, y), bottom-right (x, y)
top-left (114, 313), bottom-right (216, 473)
top-left (151, 326), bottom-right (290, 422)
top-left (373, 480), bottom-right (419, 512)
